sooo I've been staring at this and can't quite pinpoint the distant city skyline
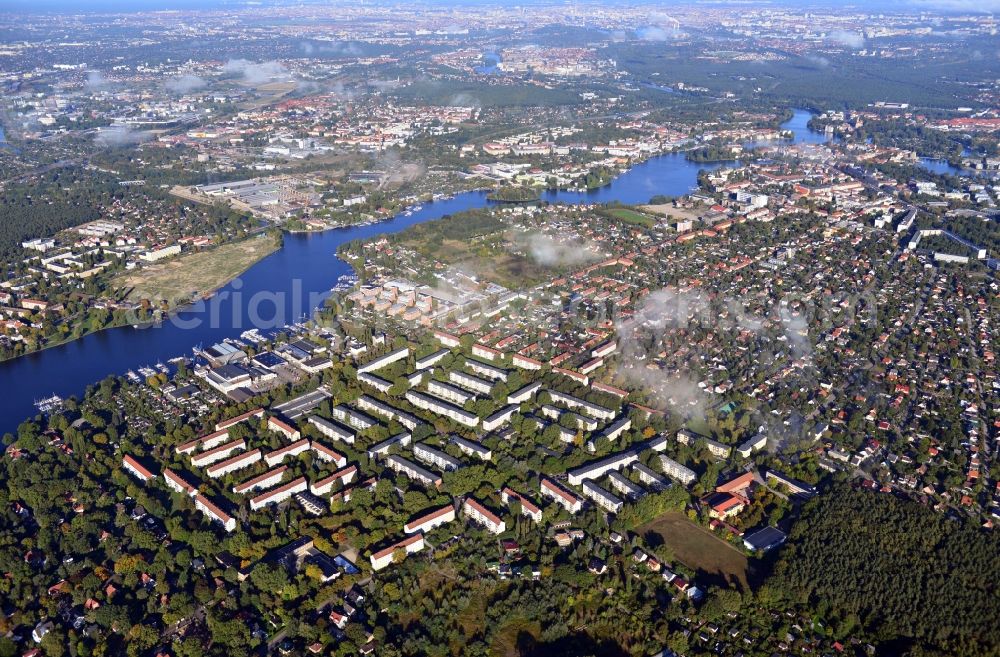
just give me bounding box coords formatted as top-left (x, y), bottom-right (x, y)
top-left (3, 0), bottom-right (1000, 14)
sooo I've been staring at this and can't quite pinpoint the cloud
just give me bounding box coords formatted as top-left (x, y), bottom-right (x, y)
top-left (622, 363), bottom-right (709, 419)
top-left (221, 59), bottom-right (290, 85)
top-left (368, 79), bottom-right (401, 92)
top-left (613, 288), bottom-right (713, 418)
top-left (294, 80), bottom-right (321, 94)
top-left (829, 30), bottom-right (864, 49)
top-left (907, 0), bottom-right (1000, 11)
top-left (515, 231), bottom-right (603, 268)
top-left (611, 287), bottom-right (815, 418)
top-left (805, 55), bottom-right (830, 68)
top-left (637, 26), bottom-right (671, 41)
top-left (299, 40), bottom-right (361, 57)
top-left (625, 288), bottom-right (713, 331)
top-left (439, 23), bottom-right (468, 35)
top-left (779, 305), bottom-right (812, 361)
top-left (95, 125), bottom-right (153, 148)
top-left (328, 81), bottom-right (357, 100)
top-left (165, 73), bottom-right (206, 94)
top-left (637, 12), bottom-right (682, 41)
top-left (84, 70), bottom-right (113, 91)
top-left (448, 92), bottom-right (480, 109)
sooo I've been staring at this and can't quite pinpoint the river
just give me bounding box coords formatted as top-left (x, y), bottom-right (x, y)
top-left (918, 158), bottom-right (966, 176)
top-left (0, 110), bottom-right (823, 436)
top-left (474, 52), bottom-right (501, 75)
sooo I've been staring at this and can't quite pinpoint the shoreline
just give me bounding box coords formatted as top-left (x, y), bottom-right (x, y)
top-left (0, 235), bottom-right (282, 367)
top-left (0, 147), bottom-right (757, 368)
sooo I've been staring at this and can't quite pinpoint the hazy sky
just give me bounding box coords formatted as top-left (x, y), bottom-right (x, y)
top-left (1, 0), bottom-right (997, 13)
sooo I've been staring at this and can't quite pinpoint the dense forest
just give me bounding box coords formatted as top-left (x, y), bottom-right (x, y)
top-left (0, 168), bottom-right (115, 258)
top-left (488, 185), bottom-right (541, 202)
top-left (771, 486), bottom-right (1000, 657)
top-left (606, 41), bottom-right (999, 109)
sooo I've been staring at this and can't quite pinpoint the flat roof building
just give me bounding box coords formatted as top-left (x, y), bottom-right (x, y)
top-left (405, 390), bottom-right (479, 428)
top-left (367, 432), bottom-right (412, 460)
top-left (385, 454), bottom-right (442, 488)
top-left (415, 348), bottom-right (450, 370)
top-left (449, 370), bottom-right (494, 395)
top-left (607, 470), bottom-right (644, 500)
top-left (450, 435), bottom-right (492, 461)
top-left (743, 526), bottom-right (787, 552)
top-left (427, 379), bottom-right (477, 406)
top-left (308, 416), bottom-right (356, 444)
top-left (482, 404), bottom-right (519, 432)
top-left (358, 372), bottom-right (393, 394)
top-left (413, 442), bottom-right (463, 472)
top-left (466, 357), bottom-right (507, 381)
top-left (356, 395), bottom-right (421, 430)
top-left (548, 390), bottom-right (616, 421)
top-left (632, 462), bottom-right (669, 490)
top-left (358, 347), bottom-right (409, 374)
top-left (567, 449), bottom-right (640, 486)
top-left (582, 480), bottom-right (624, 513)
top-left (658, 455), bottom-right (697, 486)
top-left (331, 404), bottom-right (378, 431)
top-left (507, 382), bottom-right (542, 405)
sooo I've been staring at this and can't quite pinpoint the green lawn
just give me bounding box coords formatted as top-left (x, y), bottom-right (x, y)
top-left (604, 207), bottom-right (655, 228)
top-left (639, 511), bottom-right (750, 591)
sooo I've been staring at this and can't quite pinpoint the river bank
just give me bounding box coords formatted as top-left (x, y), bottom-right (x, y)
top-left (0, 110), bottom-right (826, 436)
top-left (116, 233), bottom-right (282, 307)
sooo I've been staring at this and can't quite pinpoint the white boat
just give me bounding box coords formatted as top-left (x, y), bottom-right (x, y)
top-left (35, 394), bottom-right (63, 415)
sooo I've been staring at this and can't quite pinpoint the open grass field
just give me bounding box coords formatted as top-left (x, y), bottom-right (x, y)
top-left (638, 204), bottom-right (703, 223)
top-left (638, 511), bottom-right (750, 591)
top-left (417, 237), bottom-right (553, 289)
top-left (603, 207), bottom-right (655, 228)
top-left (490, 617), bottom-right (542, 657)
top-left (116, 234), bottom-right (280, 306)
